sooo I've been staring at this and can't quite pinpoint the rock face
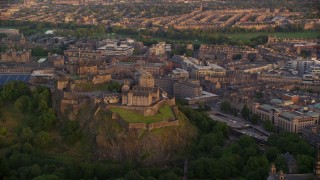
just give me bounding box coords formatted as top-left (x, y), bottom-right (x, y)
top-left (90, 110), bottom-right (197, 165)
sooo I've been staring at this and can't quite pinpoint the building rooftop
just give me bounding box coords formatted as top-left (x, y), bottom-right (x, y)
top-left (279, 112), bottom-right (297, 121)
top-left (271, 98), bottom-right (283, 104)
top-left (185, 91), bottom-right (218, 100)
top-left (314, 103), bottom-right (320, 110)
top-left (305, 111), bottom-right (320, 118)
top-left (259, 104), bottom-right (280, 112)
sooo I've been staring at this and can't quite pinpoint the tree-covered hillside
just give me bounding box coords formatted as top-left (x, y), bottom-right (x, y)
top-left (0, 81), bottom-right (316, 179)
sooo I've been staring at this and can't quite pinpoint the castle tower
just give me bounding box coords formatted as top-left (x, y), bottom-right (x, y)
top-left (316, 144), bottom-right (320, 178)
top-left (139, 72), bottom-right (154, 88)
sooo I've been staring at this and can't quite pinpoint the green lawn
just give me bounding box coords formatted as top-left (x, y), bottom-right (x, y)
top-left (110, 105), bottom-right (175, 124)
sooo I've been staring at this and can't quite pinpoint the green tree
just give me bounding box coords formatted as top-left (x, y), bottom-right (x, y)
top-left (37, 109), bottom-right (56, 131)
top-left (274, 155), bottom-right (288, 173)
top-left (22, 143), bottom-right (33, 154)
top-left (220, 101), bottom-right (232, 113)
top-left (297, 155), bottom-right (314, 173)
top-left (34, 131), bottom-right (51, 148)
top-left (2, 81), bottom-right (30, 101)
top-left (263, 120), bottom-right (275, 132)
top-left (189, 158), bottom-right (216, 179)
top-left (251, 114), bottom-right (260, 124)
top-left (249, 35), bottom-right (268, 47)
top-left (266, 147), bottom-right (279, 161)
top-left (241, 104), bottom-right (250, 119)
top-left (242, 155), bottom-right (269, 179)
top-left (20, 127), bottom-right (34, 142)
top-left (31, 46), bottom-right (48, 57)
top-left (14, 95), bottom-right (32, 113)
top-left (0, 127), bottom-right (7, 136)
top-left (0, 158), bottom-right (10, 177)
top-left (125, 171), bottom-right (145, 180)
top-left (31, 164), bottom-right (42, 177)
top-left (158, 172), bottom-right (180, 180)
top-left (33, 174), bottom-right (59, 180)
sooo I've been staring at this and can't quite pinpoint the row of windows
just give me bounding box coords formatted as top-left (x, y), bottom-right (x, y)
top-left (255, 109), bottom-right (319, 133)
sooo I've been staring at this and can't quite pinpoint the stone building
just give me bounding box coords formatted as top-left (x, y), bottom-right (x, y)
top-left (155, 77), bottom-right (177, 96)
top-left (121, 72), bottom-right (161, 107)
top-left (149, 42), bottom-right (171, 56)
top-left (79, 64), bottom-right (98, 76)
top-left (92, 74), bottom-right (112, 84)
top-left (64, 48), bottom-right (102, 62)
top-left (0, 50), bottom-right (31, 63)
top-left (253, 104), bottom-right (319, 133)
top-left (48, 53), bottom-right (64, 67)
top-left (57, 78), bottom-right (69, 90)
top-left (122, 86), bottom-right (160, 107)
top-left (173, 79), bottom-right (202, 99)
top-left (301, 125), bottom-right (320, 147)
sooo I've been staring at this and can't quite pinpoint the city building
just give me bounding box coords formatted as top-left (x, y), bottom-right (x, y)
top-left (79, 64), bottom-right (98, 76)
top-left (253, 104), bottom-right (319, 133)
top-left (149, 42), bottom-right (171, 56)
top-left (171, 68), bottom-right (189, 79)
top-left (301, 125), bottom-right (320, 147)
top-left (191, 63), bottom-right (226, 79)
top-left (97, 42), bottom-right (134, 56)
top-left (0, 50), bottom-right (31, 63)
top-left (173, 79), bottom-right (202, 99)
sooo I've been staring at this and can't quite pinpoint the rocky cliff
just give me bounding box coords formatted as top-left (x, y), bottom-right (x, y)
top-left (88, 109), bottom-right (197, 165)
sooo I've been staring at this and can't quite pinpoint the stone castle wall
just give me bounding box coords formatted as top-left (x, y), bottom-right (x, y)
top-left (110, 99), bottom-right (179, 131)
top-left (109, 98), bottom-right (175, 116)
top-left (128, 123), bottom-right (148, 130)
top-left (148, 120), bottom-right (179, 131)
top-left (114, 114), bottom-right (179, 131)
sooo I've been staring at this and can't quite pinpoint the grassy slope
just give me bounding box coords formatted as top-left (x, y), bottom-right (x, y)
top-left (110, 104), bottom-right (175, 124)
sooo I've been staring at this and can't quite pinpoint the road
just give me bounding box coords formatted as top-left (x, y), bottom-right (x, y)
top-left (208, 108), bottom-right (269, 142)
